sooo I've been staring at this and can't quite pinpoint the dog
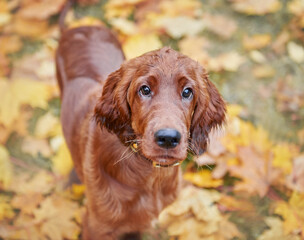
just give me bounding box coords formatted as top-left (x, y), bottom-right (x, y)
top-left (56, 3), bottom-right (226, 240)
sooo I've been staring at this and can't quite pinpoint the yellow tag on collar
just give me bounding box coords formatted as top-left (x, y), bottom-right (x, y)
top-left (131, 142), bottom-right (138, 152)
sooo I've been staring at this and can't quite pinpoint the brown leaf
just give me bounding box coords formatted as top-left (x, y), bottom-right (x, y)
top-left (0, 35), bottom-right (22, 55)
top-left (12, 15), bottom-right (49, 38)
top-left (11, 193), bottom-right (44, 214)
top-left (33, 195), bottom-right (80, 240)
top-left (203, 14), bottom-right (238, 39)
top-left (253, 65), bottom-right (275, 79)
top-left (18, 0), bottom-right (65, 20)
top-left (230, 146), bottom-right (282, 197)
top-left (230, 0), bottom-right (281, 15)
top-left (287, 154), bottom-right (304, 192)
top-left (243, 34), bottom-right (271, 50)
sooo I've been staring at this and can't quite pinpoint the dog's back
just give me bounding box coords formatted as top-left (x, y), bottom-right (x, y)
top-left (56, 26), bottom-right (125, 180)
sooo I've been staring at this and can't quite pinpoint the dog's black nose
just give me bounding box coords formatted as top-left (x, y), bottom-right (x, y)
top-left (154, 128), bottom-right (181, 149)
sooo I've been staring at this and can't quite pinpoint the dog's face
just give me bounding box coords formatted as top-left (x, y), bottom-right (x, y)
top-left (94, 47), bottom-right (226, 166)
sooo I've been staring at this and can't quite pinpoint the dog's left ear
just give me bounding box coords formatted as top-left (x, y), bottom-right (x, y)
top-left (190, 70), bottom-right (226, 155)
top-left (94, 66), bottom-right (134, 144)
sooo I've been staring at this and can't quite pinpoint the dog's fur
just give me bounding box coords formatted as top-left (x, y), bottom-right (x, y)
top-left (56, 22), bottom-right (226, 240)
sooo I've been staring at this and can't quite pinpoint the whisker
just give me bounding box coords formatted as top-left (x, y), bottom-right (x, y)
top-left (114, 149), bottom-right (134, 166)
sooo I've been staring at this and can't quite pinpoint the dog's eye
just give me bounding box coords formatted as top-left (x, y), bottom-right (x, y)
top-left (182, 88), bottom-right (193, 99)
top-left (139, 85), bottom-right (152, 97)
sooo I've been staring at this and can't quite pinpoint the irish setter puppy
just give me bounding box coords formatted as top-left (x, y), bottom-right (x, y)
top-left (56, 24), bottom-right (226, 240)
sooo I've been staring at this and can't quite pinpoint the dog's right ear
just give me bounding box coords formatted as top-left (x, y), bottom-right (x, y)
top-left (94, 67), bottom-right (134, 143)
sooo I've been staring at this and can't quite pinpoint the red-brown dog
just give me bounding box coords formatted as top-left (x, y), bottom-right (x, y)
top-left (56, 8), bottom-right (226, 240)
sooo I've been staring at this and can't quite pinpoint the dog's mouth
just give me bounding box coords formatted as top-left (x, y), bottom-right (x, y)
top-left (147, 155), bottom-right (183, 168)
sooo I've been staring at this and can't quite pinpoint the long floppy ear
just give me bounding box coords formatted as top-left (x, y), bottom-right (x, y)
top-left (190, 70), bottom-right (226, 155)
top-left (94, 67), bottom-right (134, 144)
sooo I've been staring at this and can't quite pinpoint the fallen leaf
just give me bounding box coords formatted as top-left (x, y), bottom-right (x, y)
top-left (184, 169), bottom-right (223, 188)
top-left (287, 154), bottom-right (304, 192)
top-left (18, 0), bottom-right (65, 20)
top-left (159, 186), bottom-right (222, 239)
top-left (230, 0), bottom-right (281, 15)
top-left (253, 65), bottom-right (275, 79)
top-left (11, 46), bottom-right (57, 84)
top-left (275, 192), bottom-right (304, 237)
top-left (249, 50), bottom-right (267, 63)
top-left (288, 0), bottom-right (304, 16)
top-left (243, 34), bottom-right (271, 50)
top-left (0, 196), bottom-right (15, 220)
top-left (0, 53), bottom-right (10, 77)
top-left (203, 14), bottom-right (237, 39)
top-left (69, 16), bottom-right (104, 29)
top-left (52, 141), bottom-right (73, 176)
top-left (271, 31), bottom-right (290, 54)
top-left (12, 14), bottom-right (49, 38)
top-left (33, 195), bottom-right (80, 240)
top-left (0, 35), bottom-right (22, 55)
top-left (123, 33), bottom-right (162, 59)
top-left (258, 217), bottom-right (301, 240)
top-left (179, 36), bottom-right (210, 63)
top-left (0, 145), bottom-right (12, 189)
top-left (109, 17), bottom-right (137, 35)
top-left (230, 146), bottom-right (281, 197)
top-left (35, 112), bottom-right (61, 139)
top-left (287, 41), bottom-right (304, 63)
top-left (209, 52), bottom-right (245, 72)
top-left (11, 193), bottom-right (44, 214)
top-left (0, 78), bottom-right (53, 128)
top-left (155, 16), bottom-right (204, 38)
top-left (22, 137), bottom-right (52, 158)
top-left (272, 144), bottom-right (295, 174)
top-left (10, 171), bottom-right (54, 194)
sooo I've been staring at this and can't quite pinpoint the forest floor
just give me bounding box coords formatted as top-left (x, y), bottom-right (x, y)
top-left (0, 0), bottom-right (304, 239)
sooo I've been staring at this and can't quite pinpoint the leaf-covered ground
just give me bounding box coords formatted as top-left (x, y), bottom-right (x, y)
top-left (0, 0), bottom-right (304, 239)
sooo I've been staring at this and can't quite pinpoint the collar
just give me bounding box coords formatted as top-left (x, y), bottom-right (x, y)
top-left (130, 142), bottom-right (181, 168)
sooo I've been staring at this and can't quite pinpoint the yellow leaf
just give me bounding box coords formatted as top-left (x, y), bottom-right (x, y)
top-left (11, 193), bottom-right (44, 215)
top-left (275, 192), bottom-right (304, 237)
top-left (253, 65), bottom-right (275, 79)
top-left (52, 141), bottom-right (73, 176)
top-left (69, 16), bottom-right (104, 29)
top-left (203, 14), bottom-right (237, 39)
top-left (18, 0), bottom-right (65, 20)
top-left (10, 171), bottom-right (54, 194)
top-left (227, 104), bottom-right (243, 118)
top-left (109, 17), bottom-right (138, 35)
top-left (0, 78), bottom-right (53, 128)
top-left (209, 52), bottom-right (245, 72)
top-left (0, 145), bottom-right (12, 189)
top-left (231, 0), bottom-right (281, 15)
top-left (272, 144), bottom-right (293, 174)
top-left (159, 186), bottom-right (222, 239)
top-left (257, 217), bottom-right (301, 240)
top-left (0, 196), bottom-right (15, 220)
top-left (0, 2), bottom-right (11, 28)
top-left (179, 36), bottom-right (210, 63)
top-left (35, 112), bottom-right (61, 138)
top-left (12, 15), bottom-right (49, 38)
top-left (288, 0), bottom-right (304, 15)
top-left (287, 42), bottom-right (304, 63)
top-left (0, 35), bottom-right (22, 55)
top-left (33, 195), bottom-right (80, 240)
top-left (21, 137), bottom-right (52, 158)
top-left (123, 34), bottom-right (162, 59)
top-left (184, 170), bottom-right (223, 188)
top-left (243, 34), bottom-right (272, 50)
top-left (249, 50), bottom-right (267, 63)
top-left (155, 16), bottom-right (204, 38)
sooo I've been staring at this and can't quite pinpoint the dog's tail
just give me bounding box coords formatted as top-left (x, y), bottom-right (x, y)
top-left (59, 0), bottom-right (74, 33)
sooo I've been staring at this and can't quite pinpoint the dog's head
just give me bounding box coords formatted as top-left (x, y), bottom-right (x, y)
top-left (94, 47), bottom-right (226, 166)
